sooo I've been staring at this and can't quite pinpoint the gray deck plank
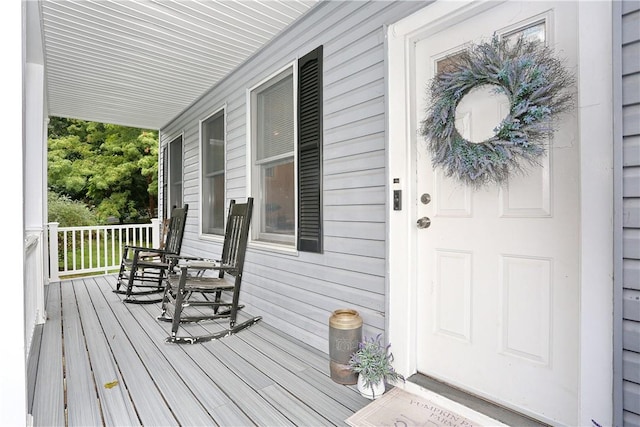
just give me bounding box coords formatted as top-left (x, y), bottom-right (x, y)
top-left (92, 276), bottom-right (217, 427)
top-left (31, 275), bottom-right (369, 427)
top-left (235, 320), bottom-right (369, 412)
top-left (79, 277), bottom-right (176, 426)
top-left (71, 279), bottom-right (141, 426)
top-left (241, 316), bottom-right (329, 372)
top-left (144, 281), bottom-right (365, 425)
top-left (222, 336), bottom-right (355, 424)
top-left (237, 312), bottom-right (368, 411)
top-left (165, 328), bottom-right (296, 426)
top-left (296, 368), bottom-right (370, 413)
top-left (31, 283), bottom-right (65, 427)
top-left (137, 291), bottom-right (300, 426)
top-left (28, 286), bottom-right (48, 413)
top-left (61, 281), bottom-right (103, 426)
top-left (103, 276), bottom-right (292, 427)
top-left (126, 310), bottom-right (255, 427)
top-left (26, 323), bottom-right (43, 414)
top-left (98, 275), bottom-right (254, 427)
top-left (258, 384), bottom-right (337, 426)
top-left (180, 341), bottom-right (296, 426)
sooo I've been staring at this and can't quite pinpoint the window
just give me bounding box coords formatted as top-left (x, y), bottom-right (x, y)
top-left (250, 46), bottom-right (323, 252)
top-left (252, 69), bottom-right (296, 244)
top-left (201, 109), bottom-right (226, 235)
top-left (503, 21), bottom-right (546, 44)
top-left (168, 135), bottom-right (183, 214)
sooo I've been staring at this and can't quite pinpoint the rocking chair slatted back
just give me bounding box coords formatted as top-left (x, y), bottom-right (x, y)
top-left (164, 206), bottom-right (188, 256)
top-left (219, 199), bottom-right (252, 276)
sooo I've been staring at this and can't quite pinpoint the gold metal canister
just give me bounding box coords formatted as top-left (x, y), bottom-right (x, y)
top-left (328, 309), bottom-right (362, 384)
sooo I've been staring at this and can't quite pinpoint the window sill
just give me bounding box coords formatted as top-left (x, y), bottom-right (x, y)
top-left (248, 240), bottom-right (299, 257)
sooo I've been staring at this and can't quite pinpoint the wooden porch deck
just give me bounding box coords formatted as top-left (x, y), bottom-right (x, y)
top-left (28, 274), bottom-right (370, 426)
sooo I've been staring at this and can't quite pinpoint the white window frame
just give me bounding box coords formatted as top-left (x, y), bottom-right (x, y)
top-left (246, 61), bottom-right (298, 250)
top-left (199, 105), bottom-right (227, 239)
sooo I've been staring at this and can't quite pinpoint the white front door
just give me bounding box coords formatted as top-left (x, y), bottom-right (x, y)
top-left (408, 2), bottom-right (579, 425)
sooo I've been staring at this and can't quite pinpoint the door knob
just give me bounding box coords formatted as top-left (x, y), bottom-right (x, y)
top-left (417, 217), bottom-right (431, 229)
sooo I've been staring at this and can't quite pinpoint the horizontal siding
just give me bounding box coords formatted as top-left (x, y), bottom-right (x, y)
top-left (622, 3), bottom-right (640, 424)
top-left (625, 105), bottom-right (640, 136)
top-left (624, 289), bottom-right (640, 322)
top-left (624, 135), bottom-right (640, 167)
top-left (324, 185), bottom-right (386, 205)
top-left (625, 229), bottom-right (640, 259)
top-left (625, 381), bottom-right (640, 417)
top-left (625, 259), bottom-right (640, 291)
top-left (625, 166), bottom-right (640, 197)
top-left (625, 198), bottom-right (640, 228)
top-left (625, 411), bottom-right (640, 427)
top-left (623, 73), bottom-right (640, 105)
top-left (624, 320), bottom-right (640, 353)
top-left (324, 133), bottom-right (386, 161)
top-left (324, 168), bottom-right (386, 191)
top-left (158, 0), bottom-right (425, 354)
top-left (625, 350), bottom-right (640, 384)
top-left (622, 6), bottom-right (640, 44)
top-left (623, 41), bottom-right (640, 76)
top-left (324, 221), bottom-right (386, 241)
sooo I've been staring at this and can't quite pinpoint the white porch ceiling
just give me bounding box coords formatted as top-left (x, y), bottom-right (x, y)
top-left (39, 0), bottom-right (318, 130)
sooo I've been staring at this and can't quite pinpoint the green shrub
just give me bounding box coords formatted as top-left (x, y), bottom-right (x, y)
top-left (48, 191), bottom-right (97, 227)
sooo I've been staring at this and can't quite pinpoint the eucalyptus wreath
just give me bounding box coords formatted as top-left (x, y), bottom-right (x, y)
top-left (420, 35), bottom-right (574, 187)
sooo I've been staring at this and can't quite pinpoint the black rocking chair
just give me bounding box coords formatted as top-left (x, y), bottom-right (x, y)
top-left (158, 198), bottom-right (260, 344)
top-left (114, 204), bottom-right (189, 304)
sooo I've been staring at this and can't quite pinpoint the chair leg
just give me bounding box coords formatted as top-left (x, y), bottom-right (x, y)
top-left (115, 261), bottom-right (127, 292)
top-left (169, 274), bottom-right (188, 339)
top-left (158, 282), bottom-right (172, 320)
top-left (213, 290), bottom-right (222, 314)
top-left (115, 246), bottom-right (132, 292)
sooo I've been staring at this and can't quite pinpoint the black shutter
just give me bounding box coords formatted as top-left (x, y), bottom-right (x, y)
top-left (297, 46), bottom-right (323, 253)
top-left (161, 145), bottom-right (168, 220)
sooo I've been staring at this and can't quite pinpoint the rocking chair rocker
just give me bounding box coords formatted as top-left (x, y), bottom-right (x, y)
top-left (114, 204), bottom-right (188, 304)
top-left (158, 198), bottom-right (260, 344)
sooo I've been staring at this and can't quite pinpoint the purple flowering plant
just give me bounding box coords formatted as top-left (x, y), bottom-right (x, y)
top-left (348, 333), bottom-right (404, 388)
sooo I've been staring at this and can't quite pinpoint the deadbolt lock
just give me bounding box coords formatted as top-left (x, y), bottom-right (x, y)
top-left (421, 193), bottom-right (431, 205)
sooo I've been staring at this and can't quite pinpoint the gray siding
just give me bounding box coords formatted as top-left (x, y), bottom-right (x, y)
top-left (622, 1), bottom-right (640, 426)
top-left (160, 1), bottom-right (425, 352)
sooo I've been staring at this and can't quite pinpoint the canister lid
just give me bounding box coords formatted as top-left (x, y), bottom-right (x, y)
top-left (329, 309), bottom-right (363, 329)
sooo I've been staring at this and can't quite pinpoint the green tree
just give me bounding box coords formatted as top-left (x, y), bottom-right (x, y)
top-left (48, 117), bottom-right (158, 223)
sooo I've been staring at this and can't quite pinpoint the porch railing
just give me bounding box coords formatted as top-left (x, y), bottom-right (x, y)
top-left (48, 219), bottom-right (160, 281)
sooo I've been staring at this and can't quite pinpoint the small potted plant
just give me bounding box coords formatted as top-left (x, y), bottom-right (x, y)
top-left (348, 334), bottom-right (404, 399)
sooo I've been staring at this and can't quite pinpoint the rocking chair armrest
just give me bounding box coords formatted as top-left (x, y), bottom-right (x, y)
top-left (172, 258), bottom-right (224, 269)
top-left (166, 255), bottom-right (223, 266)
top-left (124, 244), bottom-right (168, 254)
top-left (183, 260), bottom-right (221, 269)
top-left (166, 254), bottom-right (205, 261)
top-left (136, 259), bottom-right (171, 269)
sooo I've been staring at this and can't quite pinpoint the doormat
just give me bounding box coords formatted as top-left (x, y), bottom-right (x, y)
top-left (346, 387), bottom-right (501, 427)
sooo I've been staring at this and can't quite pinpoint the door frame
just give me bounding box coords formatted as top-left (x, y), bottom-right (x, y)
top-left (386, 1), bottom-right (614, 425)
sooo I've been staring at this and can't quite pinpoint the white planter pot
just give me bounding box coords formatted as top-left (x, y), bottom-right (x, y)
top-left (356, 375), bottom-right (385, 400)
